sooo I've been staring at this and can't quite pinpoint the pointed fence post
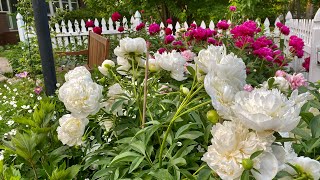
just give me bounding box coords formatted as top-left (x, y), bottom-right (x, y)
top-left (16, 13), bottom-right (26, 42)
top-left (32, 0), bottom-right (57, 95)
top-left (309, 8), bottom-right (320, 82)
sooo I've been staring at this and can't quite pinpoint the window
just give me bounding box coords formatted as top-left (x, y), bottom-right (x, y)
top-left (47, 0), bottom-right (78, 16)
top-left (0, 0), bottom-right (8, 11)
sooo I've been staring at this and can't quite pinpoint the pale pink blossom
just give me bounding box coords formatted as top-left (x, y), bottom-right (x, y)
top-left (286, 73), bottom-right (308, 90)
top-left (181, 50), bottom-right (196, 61)
top-left (243, 84), bottom-right (253, 92)
top-left (275, 70), bottom-right (287, 77)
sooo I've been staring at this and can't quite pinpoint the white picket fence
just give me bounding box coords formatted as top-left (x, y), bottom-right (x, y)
top-left (16, 10), bottom-right (320, 82)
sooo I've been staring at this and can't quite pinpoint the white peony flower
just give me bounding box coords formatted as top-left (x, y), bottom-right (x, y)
top-left (57, 114), bottom-right (88, 146)
top-left (202, 121), bottom-right (277, 180)
top-left (155, 50), bottom-right (187, 81)
top-left (309, 107), bottom-right (320, 116)
top-left (98, 59), bottom-right (115, 76)
top-left (194, 45), bottom-right (226, 74)
top-left (283, 156), bottom-right (320, 180)
top-left (116, 56), bottom-right (131, 75)
top-left (65, 66), bottom-right (92, 82)
top-left (262, 77), bottom-right (290, 93)
top-left (147, 58), bottom-right (161, 72)
top-left (212, 52), bottom-right (247, 90)
top-left (231, 89), bottom-right (311, 132)
top-left (58, 78), bottom-right (103, 118)
top-left (204, 74), bottom-right (239, 120)
top-left (102, 83), bottom-right (127, 115)
top-left (114, 37), bottom-right (146, 60)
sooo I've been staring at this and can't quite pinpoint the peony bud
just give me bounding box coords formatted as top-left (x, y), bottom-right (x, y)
top-left (242, 158), bottom-right (254, 170)
top-left (206, 110), bottom-right (219, 124)
top-left (180, 86), bottom-right (190, 95)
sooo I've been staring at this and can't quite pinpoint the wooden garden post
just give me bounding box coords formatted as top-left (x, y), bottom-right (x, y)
top-left (32, 0), bottom-right (57, 95)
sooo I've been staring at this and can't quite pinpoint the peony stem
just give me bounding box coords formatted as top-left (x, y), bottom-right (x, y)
top-left (158, 84), bottom-right (205, 167)
top-left (142, 49), bottom-right (150, 128)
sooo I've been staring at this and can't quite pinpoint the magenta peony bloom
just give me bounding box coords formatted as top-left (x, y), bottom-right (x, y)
top-left (166, 18), bottom-right (173, 24)
top-left (136, 23), bottom-right (145, 31)
top-left (231, 20), bottom-right (258, 37)
top-left (172, 40), bottom-right (183, 46)
top-left (276, 22), bottom-right (283, 29)
top-left (289, 35), bottom-right (304, 58)
top-left (280, 26), bottom-right (290, 35)
top-left (111, 12), bottom-right (121, 22)
top-left (252, 36), bottom-right (273, 50)
top-left (217, 20), bottom-right (230, 30)
top-left (302, 57), bottom-right (310, 72)
top-left (165, 28), bottom-right (172, 35)
top-left (207, 37), bottom-right (216, 44)
top-left (193, 27), bottom-right (207, 40)
top-left (190, 23), bottom-right (197, 28)
top-left (34, 86), bottom-right (42, 95)
top-left (286, 73), bottom-right (308, 89)
top-left (93, 26), bottom-right (102, 35)
top-left (158, 48), bottom-right (166, 54)
top-left (85, 20), bottom-right (94, 28)
top-left (164, 35), bottom-right (175, 44)
top-left (148, 23), bottom-right (160, 35)
top-left (118, 26), bottom-right (124, 32)
top-left (229, 6), bottom-right (237, 11)
top-left (253, 47), bottom-right (273, 60)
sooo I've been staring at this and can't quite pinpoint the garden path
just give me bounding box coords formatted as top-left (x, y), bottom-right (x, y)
top-left (0, 57), bottom-right (12, 82)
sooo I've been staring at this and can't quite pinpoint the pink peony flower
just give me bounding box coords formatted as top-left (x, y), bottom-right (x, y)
top-left (193, 27), bottom-right (207, 40)
top-left (229, 6), bottom-right (237, 11)
top-left (166, 18), bottom-right (173, 24)
top-left (286, 73), bottom-right (308, 89)
top-left (93, 26), bottom-right (102, 35)
top-left (243, 84), bottom-right (253, 92)
top-left (15, 71), bottom-right (28, 78)
top-left (165, 28), bottom-right (172, 35)
top-left (85, 20), bottom-right (95, 28)
top-left (164, 35), bottom-right (175, 44)
top-left (280, 25), bottom-right (290, 36)
top-left (111, 12), bottom-right (121, 22)
top-left (173, 40), bottom-right (183, 46)
top-left (207, 37), bottom-right (216, 44)
top-left (148, 23), bottom-right (160, 35)
top-left (302, 57), bottom-right (310, 72)
top-left (118, 26), bottom-right (124, 32)
top-left (136, 23), bottom-right (145, 31)
top-left (231, 20), bottom-right (258, 37)
top-left (158, 48), bottom-right (166, 54)
top-left (276, 22), bottom-right (283, 29)
top-left (289, 35), bottom-right (304, 58)
top-left (275, 70), bottom-right (287, 77)
top-left (181, 50), bottom-right (196, 61)
top-left (190, 23), bottom-right (197, 28)
top-left (217, 20), bottom-right (230, 30)
top-left (34, 86), bottom-right (42, 95)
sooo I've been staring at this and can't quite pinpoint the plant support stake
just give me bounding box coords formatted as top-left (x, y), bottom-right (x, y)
top-left (32, 0), bottom-right (57, 95)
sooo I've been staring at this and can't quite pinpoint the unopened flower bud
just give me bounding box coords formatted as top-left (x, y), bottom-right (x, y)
top-left (180, 86), bottom-right (190, 95)
top-left (242, 158), bottom-right (254, 170)
top-left (206, 110), bottom-right (219, 124)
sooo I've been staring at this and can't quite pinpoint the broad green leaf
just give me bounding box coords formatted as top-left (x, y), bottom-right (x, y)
top-left (180, 169), bottom-right (196, 180)
top-left (176, 131), bottom-right (203, 140)
top-left (149, 169), bottom-right (174, 180)
top-left (113, 168), bottom-right (119, 180)
top-left (169, 157), bottom-right (187, 167)
top-left (291, 128), bottom-right (311, 140)
top-left (109, 151), bottom-right (141, 166)
top-left (275, 171), bottom-right (292, 179)
top-left (130, 140), bottom-right (146, 155)
top-left (250, 150), bottom-right (263, 160)
top-left (310, 115), bottom-right (320, 138)
top-left (197, 166), bottom-right (212, 180)
top-left (307, 138), bottom-right (320, 153)
top-left (187, 66), bottom-right (195, 77)
top-left (240, 170), bottom-right (250, 180)
top-left (175, 123), bottom-right (197, 139)
top-left (129, 156), bottom-right (144, 173)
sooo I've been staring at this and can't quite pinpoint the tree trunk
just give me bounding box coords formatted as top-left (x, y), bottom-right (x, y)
top-left (306, 0), bottom-right (314, 19)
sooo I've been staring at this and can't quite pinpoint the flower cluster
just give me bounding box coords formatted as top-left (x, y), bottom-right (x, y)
top-left (148, 23), bottom-right (161, 35)
top-left (289, 35), bottom-right (304, 58)
top-left (276, 22), bottom-right (290, 36)
top-left (302, 56), bottom-right (310, 72)
top-left (58, 66), bottom-right (103, 146)
top-left (202, 45), bottom-right (314, 179)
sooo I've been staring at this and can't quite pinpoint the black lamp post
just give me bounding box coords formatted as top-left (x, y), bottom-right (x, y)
top-left (32, 0), bottom-right (57, 95)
